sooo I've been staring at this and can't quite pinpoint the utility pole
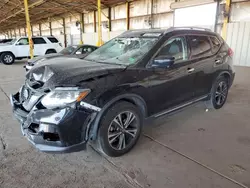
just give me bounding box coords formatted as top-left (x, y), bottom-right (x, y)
top-left (97, 0), bottom-right (103, 46)
top-left (24, 0), bottom-right (34, 58)
top-left (222, 0), bottom-right (231, 39)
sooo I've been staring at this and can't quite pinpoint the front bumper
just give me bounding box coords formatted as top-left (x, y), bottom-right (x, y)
top-left (10, 92), bottom-right (95, 153)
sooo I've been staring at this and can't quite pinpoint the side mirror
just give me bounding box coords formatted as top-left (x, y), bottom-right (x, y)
top-left (75, 51), bottom-right (82, 55)
top-left (152, 56), bottom-right (175, 68)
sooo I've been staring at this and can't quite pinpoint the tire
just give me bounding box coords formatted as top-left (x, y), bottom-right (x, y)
top-left (206, 76), bottom-right (229, 109)
top-left (98, 101), bottom-right (143, 157)
top-left (45, 49), bottom-right (56, 54)
top-left (1, 52), bottom-right (15, 65)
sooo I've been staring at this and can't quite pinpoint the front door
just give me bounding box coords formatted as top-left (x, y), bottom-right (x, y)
top-left (14, 38), bottom-right (29, 58)
top-left (146, 36), bottom-right (196, 114)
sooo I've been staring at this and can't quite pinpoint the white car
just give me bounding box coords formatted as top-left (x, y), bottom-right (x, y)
top-left (0, 36), bottom-right (63, 65)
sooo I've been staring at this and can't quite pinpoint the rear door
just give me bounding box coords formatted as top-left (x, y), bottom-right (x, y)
top-left (187, 35), bottom-right (215, 98)
top-left (32, 37), bottom-right (47, 56)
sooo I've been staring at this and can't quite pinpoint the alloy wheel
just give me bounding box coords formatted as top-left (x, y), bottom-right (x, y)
top-left (108, 111), bottom-right (138, 150)
top-left (215, 81), bottom-right (228, 106)
top-left (4, 55), bottom-right (13, 63)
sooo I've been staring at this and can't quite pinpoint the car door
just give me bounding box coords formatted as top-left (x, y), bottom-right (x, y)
top-left (187, 35), bottom-right (215, 98)
top-left (15, 38), bottom-right (29, 58)
top-left (146, 36), bottom-right (196, 113)
top-left (32, 37), bottom-right (47, 56)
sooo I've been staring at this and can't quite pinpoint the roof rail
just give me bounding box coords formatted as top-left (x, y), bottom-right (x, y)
top-left (170, 27), bottom-right (211, 32)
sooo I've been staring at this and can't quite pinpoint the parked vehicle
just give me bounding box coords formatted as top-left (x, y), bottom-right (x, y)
top-left (0, 36), bottom-right (63, 65)
top-left (10, 27), bottom-right (235, 157)
top-left (0, 39), bottom-right (13, 44)
top-left (24, 44), bottom-right (98, 71)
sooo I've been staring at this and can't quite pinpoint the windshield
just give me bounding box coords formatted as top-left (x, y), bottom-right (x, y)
top-left (85, 37), bottom-right (158, 65)
top-left (6, 39), bottom-right (17, 45)
top-left (60, 45), bottom-right (77, 55)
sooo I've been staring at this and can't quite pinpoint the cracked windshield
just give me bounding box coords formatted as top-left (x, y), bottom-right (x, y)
top-left (85, 37), bottom-right (158, 65)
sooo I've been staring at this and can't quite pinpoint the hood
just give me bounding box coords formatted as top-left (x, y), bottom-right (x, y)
top-left (26, 57), bottom-right (126, 89)
top-left (0, 44), bottom-right (12, 50)
top-left (28, 53), bottom-right (63, 65)
top-left (0, 43), bottom-right (11, 46)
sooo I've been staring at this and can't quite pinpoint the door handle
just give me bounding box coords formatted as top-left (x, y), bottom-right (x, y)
top-left (187, 68), bottom-right (195, 73)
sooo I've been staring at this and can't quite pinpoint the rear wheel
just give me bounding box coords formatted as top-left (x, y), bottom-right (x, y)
top-left (0, 52), bottom-right (15, 65)
top-left (98, 101), bottom-right (142, 157)
top-left (45, 49), bottom-right (56, 54)
top-left (206, 76), bottom-right (229, 109)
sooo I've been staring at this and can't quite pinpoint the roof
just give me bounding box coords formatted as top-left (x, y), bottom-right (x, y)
top-left (0, 0), bottom-right (127, 33)
top-left (120, 29), bottom-right (168, 37)
top-left (119, 27), bottom-right (215, 37)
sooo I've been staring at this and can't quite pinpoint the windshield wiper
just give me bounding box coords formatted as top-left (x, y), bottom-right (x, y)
top-left (97, 61), bottom-right (126, 66)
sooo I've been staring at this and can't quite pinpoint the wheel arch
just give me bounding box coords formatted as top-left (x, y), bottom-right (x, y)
top-left (45, 49), bottom-right (57, 54)
top-left (89, 93), bottom-right (148, 140)
top-left (216, 71), bottom-right (232, 85)
top-left (0, 51), bottom-right (15, 58)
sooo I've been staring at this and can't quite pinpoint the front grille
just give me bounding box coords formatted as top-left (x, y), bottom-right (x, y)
top-left (19, 82), bottom-right (45, 111)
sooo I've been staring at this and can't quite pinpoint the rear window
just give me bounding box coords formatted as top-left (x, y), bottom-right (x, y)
top-left (47, 37), bottom-right (59, 43)
top-left (188, 35), bottom-right (212, 59)
top-left (32, 37), bottom-right (46, 44)
top-left (210, 36), bottom-right (221, 53)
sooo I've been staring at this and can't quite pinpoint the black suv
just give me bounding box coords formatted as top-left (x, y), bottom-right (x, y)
top-left (10, 28), bottom-right (235, 157)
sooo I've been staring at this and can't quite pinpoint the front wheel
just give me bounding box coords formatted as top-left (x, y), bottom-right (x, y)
top-left (1, 52), bottom-right (15, 65)
top-left (206, 76), bottom-right (229, 109)
top-left (98, 101), bottom-right (142, 157)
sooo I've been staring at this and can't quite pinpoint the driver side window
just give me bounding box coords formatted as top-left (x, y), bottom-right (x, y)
top-left (157, 36), bottom-right (188, 64)
top-left (17, 38), bottom-right (29, 45)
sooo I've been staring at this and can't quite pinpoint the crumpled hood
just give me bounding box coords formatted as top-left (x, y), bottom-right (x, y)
top-left (26, 57), bottom-right (126, 89)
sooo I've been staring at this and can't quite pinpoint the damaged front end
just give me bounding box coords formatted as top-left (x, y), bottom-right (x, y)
top-left (10, 69), bottom-right (100, 153)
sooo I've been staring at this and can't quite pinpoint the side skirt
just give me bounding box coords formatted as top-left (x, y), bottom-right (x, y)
top-left (153, 95), bottom-right (209, 118)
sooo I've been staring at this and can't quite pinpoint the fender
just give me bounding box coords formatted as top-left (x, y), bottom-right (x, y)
top-left (0, 51), bottom-right (16, 58)
top-left (214, 70), bottom-right (232, 85)
top-left (88, 93), bottom-right (147, 140)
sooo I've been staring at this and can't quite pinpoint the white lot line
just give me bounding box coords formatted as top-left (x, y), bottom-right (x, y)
top-left (90, 144), bottom-right (143, 188)
top-left (143, 133), bottom-right (248, 188)
top-left (0, 85), bottom-right (9, 99)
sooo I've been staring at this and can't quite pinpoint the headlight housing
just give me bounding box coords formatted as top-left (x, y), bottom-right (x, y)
top-left (41, 87), bottom-right (90, 109)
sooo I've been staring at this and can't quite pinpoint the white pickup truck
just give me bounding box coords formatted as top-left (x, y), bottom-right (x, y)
top-left (0, 36), bottom-right (63, 65)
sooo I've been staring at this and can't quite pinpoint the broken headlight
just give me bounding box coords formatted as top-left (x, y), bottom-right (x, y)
top-left (41, 87), bottom-right (90, 109)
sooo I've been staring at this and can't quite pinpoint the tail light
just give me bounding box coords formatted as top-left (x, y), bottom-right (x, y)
top-left (228, 48), bottom-right (234, 57)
